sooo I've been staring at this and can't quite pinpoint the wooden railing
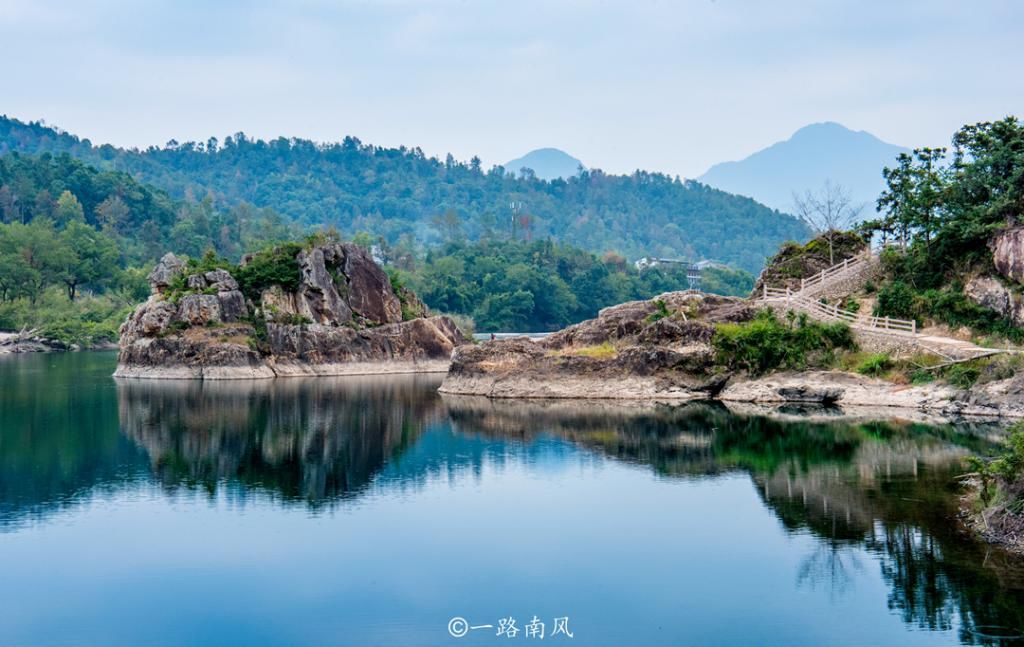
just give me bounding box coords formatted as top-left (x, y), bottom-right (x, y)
top-left (760, 286), bottom-right (916, 335)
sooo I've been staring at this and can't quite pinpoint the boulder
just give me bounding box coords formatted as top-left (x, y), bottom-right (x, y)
top-left (147, 253), bottom-right (185, 293)
top-left (965, 276), bottom-right (1012, 317)
top-left (217, 290), bottom-right (248, 322)
top-left (176, 294), bottom-right (222, 326)
top-left (992, 227), bottom-right (1024, 284)
top-left (187, 274), bottom-right (207, 290)
top-left (204, 269), bottom-right (239, 292)
top-left (120, 298), bottom-right (177, 338)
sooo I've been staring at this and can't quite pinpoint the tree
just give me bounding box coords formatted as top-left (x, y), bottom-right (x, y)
top-left (792, 181), bottom-right (863, 264)
top-left (54, 190), bottom-right (85, 227)
top-left (59, 220), bottom-right (119, 300)
top-left (95, 195), bottom-right (131, 235)
top-left (0, 220), bottom-right (71, 304)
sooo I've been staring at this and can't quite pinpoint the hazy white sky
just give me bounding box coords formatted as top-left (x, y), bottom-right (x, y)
top-left (1, 0), bottom-right (1021, 178)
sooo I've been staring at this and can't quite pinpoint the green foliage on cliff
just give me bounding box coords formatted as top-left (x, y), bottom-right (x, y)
top-left (0, 116), bottom-right (810, 273)
top-left (234, 242), bottom-right (304, 302)
top-left (864, 116), bottom-right (1024, 335)
top-left (713, 309), bottom-right (856, 375)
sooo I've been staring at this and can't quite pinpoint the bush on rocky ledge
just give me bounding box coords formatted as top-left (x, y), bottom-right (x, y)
top-left (712, 309), bottom-right (856, 375)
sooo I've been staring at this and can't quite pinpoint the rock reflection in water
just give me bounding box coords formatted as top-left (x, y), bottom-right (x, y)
top-left (116, 375), bottom-right (446, 505)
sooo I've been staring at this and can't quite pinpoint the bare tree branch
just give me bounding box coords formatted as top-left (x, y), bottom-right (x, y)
top-left (791, 180), bottom-right (864, 264)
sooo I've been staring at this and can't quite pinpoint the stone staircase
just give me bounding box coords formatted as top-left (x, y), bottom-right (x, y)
top-left (756, 250), bottom-right (1001, 361)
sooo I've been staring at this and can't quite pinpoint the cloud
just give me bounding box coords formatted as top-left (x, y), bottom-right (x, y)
top-left (0, 0), bottom-right (1021, 177)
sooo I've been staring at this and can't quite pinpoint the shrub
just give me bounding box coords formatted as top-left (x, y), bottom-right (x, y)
top-left (945, 362), bottom-right (981, 388)
top-left (235, 242), bottom-right (303, 301)
top-left (874, 280), bottom-right (916, 320)
top-left (713, 309), bottom-right (856, 375)
top-left (856, 353), bottom-right (892, 377)
top-left (645, 299), bottom-right (671, 324)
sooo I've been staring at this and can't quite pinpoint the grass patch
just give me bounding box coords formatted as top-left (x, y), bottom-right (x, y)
top-left (569, 342), bottom-right (618, 359)
top-left (855, 353), bottom-right (893, 377)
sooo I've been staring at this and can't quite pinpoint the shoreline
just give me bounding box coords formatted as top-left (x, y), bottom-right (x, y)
top-left (113, 359), bottom-right (452, 380)
top-left (439, 368), bottom-right (1024, 421)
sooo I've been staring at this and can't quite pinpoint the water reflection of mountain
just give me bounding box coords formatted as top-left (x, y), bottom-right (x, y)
top-left (116, 375), bottom-right (448, 506)
top-left (441, 395), bottom-right (1024, 646)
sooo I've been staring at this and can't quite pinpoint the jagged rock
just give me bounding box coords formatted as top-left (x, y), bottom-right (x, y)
top-left (294, 245), bottom-right (353, 325)
top-left (120, 299), bottom-right (177, 338)
top-left (992, 227), bottom-right (1024, 284)
top-left (147, 253), bottom-right (186, 293)
top-left (541, 291), bottom-right (749, 351)
top-left (340, 243), bottom-right (403, 324)
top-left (217, 290), bottom-right (248, 322)
top-left (965, 276), bottom-right (1012, 316)
top-left (117, 243), bottom-right (467, 379)
top-left (441, 291), bottom-right (748, 399)
top-left (204, 269), bottom-right (238, 292)
top-left (176, 294), bottom-right (222, 326)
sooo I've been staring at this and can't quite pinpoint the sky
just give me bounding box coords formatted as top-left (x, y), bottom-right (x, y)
top-left (1, 0), bottom-right (1021, 178)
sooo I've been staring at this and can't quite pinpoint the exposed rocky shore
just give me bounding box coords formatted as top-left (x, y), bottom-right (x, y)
top-left (115, 242), bottom-right (466, 379)
top-left (439, 290), bottom-right (1024, 420)
top-left (0, 330), bottom-right (76, 353)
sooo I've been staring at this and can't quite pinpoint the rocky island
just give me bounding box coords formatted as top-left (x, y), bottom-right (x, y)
top-left (115, 239), bottom-right (466, 379)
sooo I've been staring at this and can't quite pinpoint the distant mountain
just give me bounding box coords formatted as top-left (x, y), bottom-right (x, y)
top-left (0, 116), bottom-right (810, 272)
top-left (504, 148), bottom-right (584, 180)
top-left (698, 122), bottom-right (909, 216)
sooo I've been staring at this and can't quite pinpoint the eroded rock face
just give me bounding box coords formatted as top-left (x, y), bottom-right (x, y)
top-left (992, 227), bottom-right (1024, 284)
top-left (217, 291), bottom-right (247, 322)
top-left (340, 243), bottom-right (402, 324)
top-left (965, 276), bottom-right (1012, 316)
top-left (117, 243), bottom-right (466, 379)
top-left (441, 291), bottom-right (749, 399)
top-left (177, 294), bottom-right (222, 326)
top-left (147, 253), bottom-right (186, 293)
top-left (965, 275), bottom-right (1024, 326)
top-left (294, 245), bottom-right (353, 325)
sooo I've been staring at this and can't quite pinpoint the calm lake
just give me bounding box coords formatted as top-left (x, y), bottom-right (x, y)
top-left (3, 352), bottom-right (1024, 646)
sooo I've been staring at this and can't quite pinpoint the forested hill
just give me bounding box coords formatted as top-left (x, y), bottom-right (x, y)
top-left (0, 116), bottom-right (809, 273)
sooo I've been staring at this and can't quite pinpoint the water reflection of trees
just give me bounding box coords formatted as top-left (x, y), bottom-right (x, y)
top-left (116, 375), bottom-right (447, 506)
top-left (441, 395), bottom-right (1024, 645)
top-left (0, 353), bottom-right (148, 530)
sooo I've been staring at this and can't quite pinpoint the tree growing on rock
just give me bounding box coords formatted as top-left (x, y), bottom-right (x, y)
top-left (792, 180), bottom-right (864, 265)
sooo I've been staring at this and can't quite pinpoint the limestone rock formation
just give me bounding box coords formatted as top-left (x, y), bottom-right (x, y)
top-left (440, 291), bottom-right (745, 399)
top-left (964, 275), bottom-right (1024, 326)
top-left (147, 253), bottom-right (186, 293)
top-left (116, 242), bottom-right (467, 379)
top-left (992, 226), bottom-right (1024, 284)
